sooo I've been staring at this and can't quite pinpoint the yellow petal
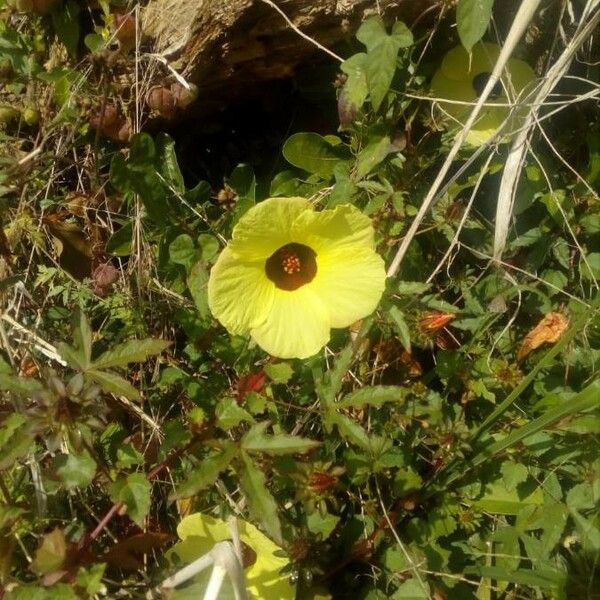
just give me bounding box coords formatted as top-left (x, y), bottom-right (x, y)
top-left (291, 203), bottom-right (375, 254)
top-left (312, 245), bottom-right (386, 328)
top-left (251, 287), bottom-right (330, 359)
top-left (441, 42), bottom-right (500, 81)
top-left (208, 247), bottom-right (274, 334)
top-left (229, 197), bottom-right (312, 260)
top-left (171, 513), bottom-right (295, 599)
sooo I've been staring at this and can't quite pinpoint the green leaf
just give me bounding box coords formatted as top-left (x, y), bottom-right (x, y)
top-left (474, 478), bottom-right (544, 515)
top-left (0, 372), bottom-right (43, 396)
top-left (156, 132), bottom-right (185, 194)
top-left (55, 449), bottom-right (97, 490)
top-left (83, 33), bottom-right (107, 53)
top-left (242, 422), bottom-right (320, 455)
top-left (239, 452), bottom-right (282, 544)
top-left (170, 443), bottom-right (237, 500)
top-left (364, 38), bottom-right (400, 111)
top-left (56, 343), bottom-right (86, 371)
top-left (463, 565), bottom-right (563, 589)
top-left (93, 339), bottom-right (169, 370)
top-left (51, 0), bottom-right (80, 57)
top-left (110, 473), bottom-right (151, 527)
top-left (73, 310), bottom-right (92, 369)
top-left (356, 17), bottom-right (412, 111)
top-left (338, 385), bottom-right (409, 409)
top-left (470, 380), bottom-right (600, 471)
top-left (187, 262), bottom-right (210, 318)
top-left (264, 362), bottom-right (293, 384)
top-left (388, 306), bottom-right (411, 352)
top-left (228, 164), bottom-right (256, 202)
top-left (339, 53), bottom-right (368, 124)
top-left (355, 135), bottom-right (393, 179)
top-left (106, 222), bottom-right (133, 256)
top-left (0, 414), bottom-right (34, 470)
top-left (283, 133), bottom-right (347, 178)
top-left (456, 0), bottom-right (495, 53)
top-left (306, 511), bottom-right (340, 539)
top-left (169, 234), bottom-right (197, 268)
top-left (571, 508), bottom-right (600, 551)
top-left (110, 134), bottom-right (169, 223)
top-left (216, 397), bottom-right (255, 430)
top-left (197, 234), bottom-right (219, 262)
top-left (86, 369), bottom-right (140, 400)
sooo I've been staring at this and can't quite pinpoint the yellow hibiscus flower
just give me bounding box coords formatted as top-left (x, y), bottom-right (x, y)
top-left (207, 197), bottom-right (386, 359)
top-left (168, 513), bottom-right (295, 599)
top-left (430, 42), bottom-right (536, 146)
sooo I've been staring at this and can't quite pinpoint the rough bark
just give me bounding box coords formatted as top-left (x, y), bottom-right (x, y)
top-left (142, 0), bottom-right (436, 111)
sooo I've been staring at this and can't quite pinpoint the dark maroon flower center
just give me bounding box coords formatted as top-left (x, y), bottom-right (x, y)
top-left (265, 243), bottom-right (317, 291)
top-left (472, 72), bottom-right (503, 98)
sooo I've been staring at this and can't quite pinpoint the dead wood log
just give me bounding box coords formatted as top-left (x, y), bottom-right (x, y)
top-left (142, 0), bottom-right (437, 112)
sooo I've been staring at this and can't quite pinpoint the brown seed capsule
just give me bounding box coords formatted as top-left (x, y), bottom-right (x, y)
top-left (146, 86), bottom-right (177, 118)
top-left (170, 82), bottom-right (199, 109)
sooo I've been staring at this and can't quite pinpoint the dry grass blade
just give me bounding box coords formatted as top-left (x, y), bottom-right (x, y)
top-left (493, 0), bottom-right (600, 261)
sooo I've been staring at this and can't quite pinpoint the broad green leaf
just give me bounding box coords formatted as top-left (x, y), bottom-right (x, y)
top-left (0, 372), bottom-right (43, 396)
top-left (110, 473), bottom-right (151, 527)
top-left (239, 452), bottom-right (282, 544)
top-left (283, 133), bottom-right (347, 178)
top-left (228, 164), bottom-right (256, 202)
top-left (456, 0), bottom-right (494, 52)
top-left (388, 305), bottom-right (411, 352)
top-left (216, 397), bottom-right (255, 430)
top-left (31, 528), bottom-right (67, 575)
top-left (5, 584), bottom-right (77, 600)
top-left (57, 343), bottom-right (86, 371)
top-left (356, 17), bottom-right (412, 111)
top-left (0, 414), bottom-right (34, 470)
top-left (86, 369), bottom-right (140, 400)
top-left (197, 234), bottom-right (219, 262)
top-left (264, 362), bottom-right (293, 384)
top-left (324, 411), bottom-right (391, 455)
top-left (306, 511), bottom-right (340, 539)
top-left (55, 449), bottom-right (97, 490)
top-left (364, 38), bottom-right (400, 111)
top-left (93, 339), bottom-right (169, 370)
top-left (338, 385), bottom-right (409, 409)
top-left (571, 509), bottom-right (600, 551)
top-left (316, 344), bottom-right (354, 407)
top-left (169, 234), bottom-right (197, 268)
top-left (73, 310), bottom-right (92, 368)
top-left (187, 262), bottom-right (210, 318)
top-left (357, 17), bottom-right (412, 52)
top-left (106, 222), bottom-right (133, 256)
top-left (242, 422), bottom-right (320, 455)
top-left (475, 478), bottom-right (544, 515)
top-left (339, 53), bottom-right (368, 125)
top-left (394, 577), bottom-right (430, 599)
top-left (470, 379), bottom-right (600, 470)
top-left (170, 443), bottom-right (237, 500)
top-left (464, 565), bottom-right (563, 589)
top-left (156, 132), bottom-right (185, 193)
top-left (355, 135), bottom-right (393, 179)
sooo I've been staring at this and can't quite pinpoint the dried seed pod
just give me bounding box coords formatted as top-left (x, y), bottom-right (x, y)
top-left (146, 85), bottom-right (176, 118)
top-left (170, 82), bottom-right (199, 109)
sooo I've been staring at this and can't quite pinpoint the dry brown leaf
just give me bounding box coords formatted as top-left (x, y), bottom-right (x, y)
top-left (517, 312), bottom-right (569, 362)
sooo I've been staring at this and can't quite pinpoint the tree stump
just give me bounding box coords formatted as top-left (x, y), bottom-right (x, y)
top-left (142, 0), bottom-right (437, 112)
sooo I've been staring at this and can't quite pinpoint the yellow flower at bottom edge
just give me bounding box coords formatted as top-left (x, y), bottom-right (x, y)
top-left (430, 42), bottom-right (536, 146)
top-left (167, 513), bottom-right (295, 599)
top-left (207, 197), bottom-right (386, 359)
